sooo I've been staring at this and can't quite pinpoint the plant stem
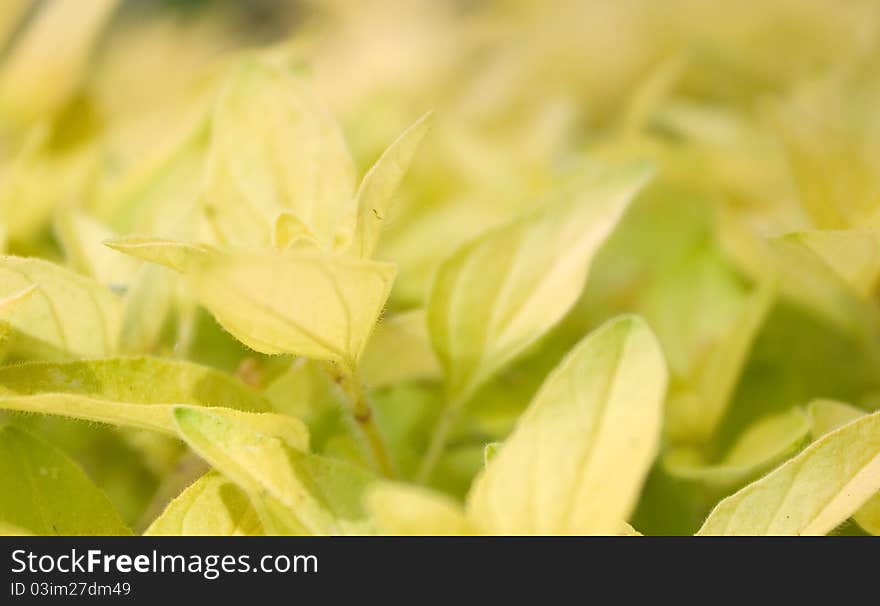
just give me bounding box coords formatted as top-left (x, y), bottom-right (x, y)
top-left (332, 363), bottom-right (396, 478)
top-left (416, 392), bottom-right (470, 484)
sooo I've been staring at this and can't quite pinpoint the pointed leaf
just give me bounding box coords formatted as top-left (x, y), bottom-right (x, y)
top-left (467, 315), bottom-right (668, 535)
top-left (345, 112), bottom-right (433, 257)
top-left (698, 410), bottom-right (880, 535)
top-left (428, 164), bottom-right (653, 402)
top-left (108, 238), bottom-right (396, 365)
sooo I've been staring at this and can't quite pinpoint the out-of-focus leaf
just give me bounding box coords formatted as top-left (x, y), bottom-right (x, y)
top-left (0, 425), bottom-right (130, 535)
top-left (721, 212), bottom-right (880, 344)
top-left (0, 256), bottom-right (122, 360)
top-left (204, 56), bottom-right (355, 249)
top-left (55, 211), bottom-right (141, 287)
top-left (427, 163), bottom-right (652, 404)
top-left (698, 410), bottom-right (880, 535)
top-left (467, 315), bottom-right (667, 535)
top-left (117, 263), bottom-right (176, 354)
top-left (665, 278), bottom-right (776, 443)
top-left (778, 230), bottom-right (880, 299)
top-left (664, 407), bottom-right (810, 489)
top-left (172, 406), bottom-right (375, 536)
top-left (367, 482), bottom-right (472, 535)
top-left (107, 238), bottom-right (395, 367)
top-left (145, 472), bottom-right (264, 536)
top-left (0, 0), bottom-right (120, 123)
top-left (361, 310), bottom-right (440, 388)
top-left (344, 112), bottom-right (433, 257)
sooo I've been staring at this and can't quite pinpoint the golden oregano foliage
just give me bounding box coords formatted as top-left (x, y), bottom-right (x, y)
top-left (0, 1), bottom-right (879, 537)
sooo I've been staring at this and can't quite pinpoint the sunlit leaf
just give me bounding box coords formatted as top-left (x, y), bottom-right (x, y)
top-left (808, 400), bottom-right (880, 536)
top-left (203, 56), bottom-right (356, 249)
top-left (467, 315), bottom-right (668, 534)
top-left (344, 112), bottom-right (433, 257)
top-left (0, 256), bottom-right (122, 360)
top-left (428, 163), bottom-right (652, 403)
top-left (107, 238), bottom-right (395, 366)
top-left (698, 410), bottom-right (880, 535)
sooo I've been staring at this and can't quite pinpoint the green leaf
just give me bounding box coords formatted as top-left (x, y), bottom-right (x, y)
top-left (204, 56), bottom-right (356, 249)
top-left (172, 406), bottom-right (375, 535)
top-left (698, 410), bottom-right (880, 535)
top-left (107, 238), bottom-right (396, 366)
top-left (145, 471), bottom-right (265, 536)
top-left (344, 112), bottom-right (433, 257)
top-left (367, 482), bottom-right (472, 535)
top-left (664, 408), bottom-right (810, 489)
top-left (808, 400), bottom-right (880, 536)
top-left (0, 425), bottom-right (130, 535)
top-left (466, 315), bottom-right (668, 534)
top-left (0, 357), bottom-right (307, 446)
top-left (0, 256), bottom-right (122, 360)
top-left (427, 163), bottom-right (652, 403)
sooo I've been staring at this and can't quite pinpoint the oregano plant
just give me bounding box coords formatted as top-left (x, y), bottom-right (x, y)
top-left (0, 1), bottom-right (878, 538)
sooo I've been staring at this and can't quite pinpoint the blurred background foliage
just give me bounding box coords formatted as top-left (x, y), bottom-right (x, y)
top-left (1, 0), bottom-right (880, 534)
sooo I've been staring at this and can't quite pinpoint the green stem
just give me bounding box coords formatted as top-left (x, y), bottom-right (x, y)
top-left (329, 362), bottom-right (395, 478)
top-left (416, 392), bottom-right (470, 485)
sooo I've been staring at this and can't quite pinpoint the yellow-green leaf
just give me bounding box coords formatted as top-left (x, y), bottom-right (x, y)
top-left (0, 256), bottom-right (122, 360)
top-left (0, 357), bottom-right (308, 446)
top-left (360, 309), bottom-right (440, 388)
top-left (698, 410), bottom-right (880, 535)
top-left (204, 56), bottom-right (356, 249)
top-left (0, 425), bottom-right (130, 535)
top-left (466, 315), bottom-right (668, 535)
top-left (55, 211), bottom-right (141, 288)
top-left (344, 112), bottom-right (433, 258)
top-left (367, 482), bottom-right (472, 535)
top-left (145, 472), bottom-right (265, 536)
top-left (427, 163), bottom-right (652, 403)
top-left (0, 0), bottom-right (120, 123)
top-left (108, 238), bottom-right (396, 366)
top-left (808, 400), bottom-right (880, 536)
top-left (778, 230), bottom-right (880, 299)
top-left (172, 406), bottom-right (375, 535)
top-left (664, 408), bottom-right (810, 489)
